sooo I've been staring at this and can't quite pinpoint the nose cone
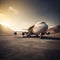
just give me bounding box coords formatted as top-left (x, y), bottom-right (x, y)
top-left (40, 22), bottom-right (48, 28)
top-left (35, 22), bottom-right (47, 27)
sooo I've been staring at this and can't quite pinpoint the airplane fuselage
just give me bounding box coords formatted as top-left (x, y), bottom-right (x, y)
top-left (32, 22), bottom-right (48, 34)
top-left (21, 22), bottom-right (49, 37)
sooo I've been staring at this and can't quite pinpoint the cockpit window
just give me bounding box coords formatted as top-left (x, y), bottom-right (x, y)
top-left (40, 22), bottom-right (46, 24)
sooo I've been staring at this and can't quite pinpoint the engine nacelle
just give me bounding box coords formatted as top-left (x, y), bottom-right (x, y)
top-left (46, 32), bottom-right (50, 35)
top-left (14, 32), bottom-right (17, 35)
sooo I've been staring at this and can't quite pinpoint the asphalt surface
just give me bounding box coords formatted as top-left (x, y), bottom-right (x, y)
top-left (0, 35), bottom-right (60, 60)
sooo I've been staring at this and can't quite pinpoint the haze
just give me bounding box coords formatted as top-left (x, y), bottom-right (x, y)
top-left (0, 0), bottom-right (60, 31)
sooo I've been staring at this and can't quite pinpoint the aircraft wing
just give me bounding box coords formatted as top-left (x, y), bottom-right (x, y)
top-left (20, 29), bottom-right (28, 32)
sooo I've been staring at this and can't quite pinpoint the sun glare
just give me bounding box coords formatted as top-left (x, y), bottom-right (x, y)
top-left (1, 21), bottom-right (10, 27)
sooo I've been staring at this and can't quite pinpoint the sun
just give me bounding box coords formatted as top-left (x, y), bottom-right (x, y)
top-left (1, 21), bottom-right (10, 27)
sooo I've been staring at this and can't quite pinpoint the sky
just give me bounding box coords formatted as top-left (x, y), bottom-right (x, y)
top-left (0, 0), bottom-right (60, 31)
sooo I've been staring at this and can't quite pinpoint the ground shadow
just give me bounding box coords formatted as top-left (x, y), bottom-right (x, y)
top-left (18, 36), bottom-right (60, 40)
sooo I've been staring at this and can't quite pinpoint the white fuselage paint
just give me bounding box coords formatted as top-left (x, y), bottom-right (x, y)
top-left (33, 22), bottom-right (48, 34)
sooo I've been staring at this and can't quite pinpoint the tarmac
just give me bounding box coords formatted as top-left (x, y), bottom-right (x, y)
top-left (0, 35), bottom-right (60, 60)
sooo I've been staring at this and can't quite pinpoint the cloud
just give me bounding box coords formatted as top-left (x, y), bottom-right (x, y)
top-left (0, 13), bottom-right (5, 16)
top-left (8, 6), bottom-right (18, 15)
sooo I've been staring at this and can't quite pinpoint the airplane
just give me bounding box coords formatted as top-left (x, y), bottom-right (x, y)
top-left (14, 21), bottom-right (50, 38)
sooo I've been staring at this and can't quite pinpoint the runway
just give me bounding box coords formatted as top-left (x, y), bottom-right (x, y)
top-left (0, 35), bottom-right (60, 60)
